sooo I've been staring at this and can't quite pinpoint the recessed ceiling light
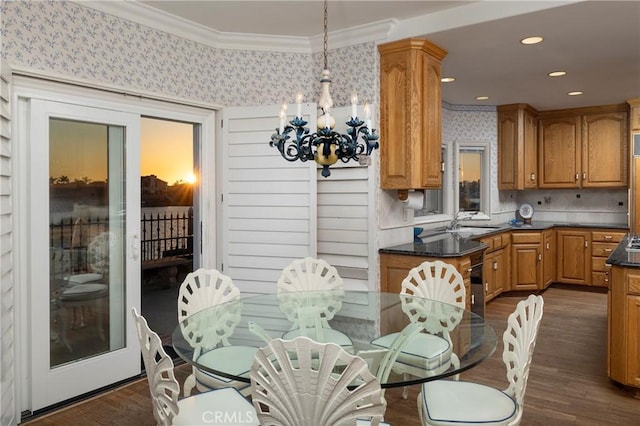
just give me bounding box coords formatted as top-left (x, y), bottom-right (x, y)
top-left (475, 96), bottom-right (489, 101)
top-left (521, 36), bottom-right (543, 45)
top-left (441, 77), bottom-right (456, 83)
top-left (568, 91), bottom-right (583, 96)
top-left (548, 71), bottom-right (567, 77)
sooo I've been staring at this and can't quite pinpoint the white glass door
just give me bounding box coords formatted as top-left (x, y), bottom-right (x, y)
top-left (28, 99), bottom-right (141, 410)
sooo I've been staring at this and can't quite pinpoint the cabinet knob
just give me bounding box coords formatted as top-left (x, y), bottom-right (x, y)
top-left (530, 173), bottom-right (536, 181)
top-left (604, 235), bottom-right (613, 240)
top-left (575, 173), bottom-right (579, 181)
top-left (538, 253), bottom-right (542, 261)
top-left (603, 248), bottom-right (612, 253)
top-left (583, 172), bottom-right (586, 180)
top-left (585, 241), bottom-right (589, 248)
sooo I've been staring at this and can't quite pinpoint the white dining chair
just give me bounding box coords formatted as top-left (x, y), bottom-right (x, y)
top-left (370, 260), bottom-right (466, 397)
top-left (277, 257), bottom-right (344, 292)
top-left (177, 268), bottom-right (257, 397)
top-left (250, 336), bottom-right (388, 426)
top-left (277, 257), bottom-right (354, 353)
top-left (131, 307), bottom-right (258, 426)
top-left (418, 294), bottom-right (544, 426)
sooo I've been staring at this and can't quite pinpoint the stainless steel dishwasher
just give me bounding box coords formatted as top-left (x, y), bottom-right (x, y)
top-left (469, 250), bottom-right (485, 318)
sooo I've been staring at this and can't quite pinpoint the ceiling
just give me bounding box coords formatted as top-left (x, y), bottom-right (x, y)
top-left (139, 0), bottom-right (640, 111)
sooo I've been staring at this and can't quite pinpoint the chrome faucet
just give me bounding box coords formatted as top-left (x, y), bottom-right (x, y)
top-left (446, 211), bottom-right (478, 230)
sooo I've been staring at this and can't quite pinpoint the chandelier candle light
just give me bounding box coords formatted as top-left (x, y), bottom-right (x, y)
top-left (269, 0), bottom-right (379, 178)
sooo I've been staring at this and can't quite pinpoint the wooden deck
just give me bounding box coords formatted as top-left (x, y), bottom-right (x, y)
top-left (22, 285), bottom-right (640, 425)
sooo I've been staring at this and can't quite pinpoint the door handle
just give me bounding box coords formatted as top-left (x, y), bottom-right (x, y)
top-left (130, 234), bottom-right (140, 260)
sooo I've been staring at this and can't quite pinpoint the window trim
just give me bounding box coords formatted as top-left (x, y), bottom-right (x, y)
top-left (454, 141), bottom-right (491, 220)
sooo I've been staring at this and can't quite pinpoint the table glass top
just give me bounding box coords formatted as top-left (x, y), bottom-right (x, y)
top-left (172, 290), bottom-right (497, 388)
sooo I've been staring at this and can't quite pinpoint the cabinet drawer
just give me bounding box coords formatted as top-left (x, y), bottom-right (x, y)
top-left (592, 256), bottom-right (612, 272)
top-left (480, 233), bottom-right (507, 252)
top-left (592, 242), bottom-right (618, 257)
top-left (592, 231), bottom-right (625, 243)
top-left (628, 275), bottom-right (640, 295)
top-left (592, 271), bottom-right (610, 287)
top-left (512, 232), bottom-right (541, 244)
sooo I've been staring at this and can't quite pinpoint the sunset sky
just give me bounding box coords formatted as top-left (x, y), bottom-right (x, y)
top-left (49, 117), bottom-right (194, 185)
top-left (141, 117), bottom-right (194, 185)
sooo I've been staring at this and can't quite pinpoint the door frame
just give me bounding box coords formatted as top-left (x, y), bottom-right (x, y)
top-left (12, 75), bottom-right (218, 414)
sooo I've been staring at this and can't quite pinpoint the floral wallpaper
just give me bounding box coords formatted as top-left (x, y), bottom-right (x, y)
top-left (0, 0), bottom-right (377, 108)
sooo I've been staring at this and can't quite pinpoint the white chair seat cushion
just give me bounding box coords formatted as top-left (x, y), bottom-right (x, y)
top-left (60, 283), bottom-right (108, 301)
top-left (371, 332), bottom-right (451, 371)
top-left (421, 380), bottom-right (517, 425)
top-left (194, 346), bottom-right (258, 392)
top-left (67, 273), bottom-right (103, 284)
top-left (282, 328), bottom-right (354, 350)
top-left (173, 387), bottom-right (258, 425)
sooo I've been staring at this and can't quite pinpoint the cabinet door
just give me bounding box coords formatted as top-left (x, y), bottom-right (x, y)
top-left (538, 116), bottom-right (581, 188)
top-left (626, 295), bottom-right (640, 387)
top-left (511, 244), bottom-right (541, 290)
top-left (483, 250), bottom-right (495, 300)
top-left (543, 229), bottom-right (555, 288)
top-left (630, 104), bottom-right (640, 132)
top-left (582, 112), bottom-right (628, 188)
top-left (523, 108), bottom-right (538, 189)
top-left (379, 47), bottom-right (414, 189)
top-left (497, 108), bottom-right (518, 190)
top-left (493, 248), bottom-right (507, 297)
top-left (557, 229), bottom-right (590, 284)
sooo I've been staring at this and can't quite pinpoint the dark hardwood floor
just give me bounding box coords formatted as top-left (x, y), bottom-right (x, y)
top-left (22, 286), bottom-right (640, 425)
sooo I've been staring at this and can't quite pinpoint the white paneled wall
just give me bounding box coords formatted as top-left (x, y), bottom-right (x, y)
top-left (221, 105), bottom-right (316, 294)
top-left (316, 106), bottom-right (377, 292)
top-left (222, 104), bottom-right (378, 295)
top-left (0, 59), bottom-right (16, 426)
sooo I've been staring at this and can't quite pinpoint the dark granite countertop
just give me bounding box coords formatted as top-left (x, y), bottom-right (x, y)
top-left (607, 235), bottom-right (640, 268)
top-left (380, 221), bottom-right (628, 258)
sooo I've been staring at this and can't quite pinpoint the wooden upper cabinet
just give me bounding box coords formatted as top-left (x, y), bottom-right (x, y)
top-left (629, 98), bottom-right (640, 131)
top-left (497, 104), bottom-right (538, 190)
top-left (378, 38), bottom-right (447, 190)
top-left (538, 115), bottom-right (581, 188)
top-left (539, 104), bottom-right (628, 189)
top-left (582, 111), bottom-right (628, 187)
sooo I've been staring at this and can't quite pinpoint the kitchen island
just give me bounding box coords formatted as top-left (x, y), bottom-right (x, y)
top-left (605, 236), bottom-right (640, 397)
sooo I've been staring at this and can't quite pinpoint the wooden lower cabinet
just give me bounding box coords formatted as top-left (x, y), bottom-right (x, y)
top-left (556, 228), bottom-right (590, 284)
top-left (480, 232), bottom-right (510, 302)
top-left (609, 266), bottom-right (640, 394)
top-left (542, 228), bottom-right (555, 288)
top-left (591, 230), bottom-right (626, 288)
top-left (511, 231), bottom-right (543, 290)
top-left (379, 253), bottom-right (471, 310)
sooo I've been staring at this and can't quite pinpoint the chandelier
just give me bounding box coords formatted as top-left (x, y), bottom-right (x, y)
top-left (269, 0), bottom-right (379, 178)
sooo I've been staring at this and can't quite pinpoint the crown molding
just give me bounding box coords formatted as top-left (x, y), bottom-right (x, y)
top-left (309, 19), bottom-right (396, 52)
top-left (76, 1), bottom-right (395, 54)
top-left (77, 1), bottom-right (310, 53)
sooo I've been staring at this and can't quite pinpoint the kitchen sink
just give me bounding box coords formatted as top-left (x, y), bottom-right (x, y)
top-left (446, 226), bottom-right (501, 238)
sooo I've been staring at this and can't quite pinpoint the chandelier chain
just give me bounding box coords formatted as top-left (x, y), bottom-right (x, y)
top-left (323, 0), bottom-right (328, 70)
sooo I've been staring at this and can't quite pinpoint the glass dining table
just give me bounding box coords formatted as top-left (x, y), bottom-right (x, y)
top-left (172, 290), bottom-right (497, 388)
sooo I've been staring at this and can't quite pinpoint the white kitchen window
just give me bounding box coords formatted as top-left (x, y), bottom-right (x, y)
top-left (456, 143), bottom-right (490, 218)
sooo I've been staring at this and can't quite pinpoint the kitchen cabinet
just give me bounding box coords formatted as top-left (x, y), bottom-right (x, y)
top-left (556, 228), bottom-right (590, 285)
top-left (497, 104), bottom-right (538, 190)
top-left (591, 230), bottom-right (626, 288)
top-left (480, 232), bottom-right (510, 302)
top-left (378, 38), bottom-right (447, 190)
top-left (609, 266), bottom-right (640, 395)
top-left (511, 231), bottom-right (543, 291)
top-left (380, 253), bottom-right (471, 310)
top-left (538, 104), bottom-right (629, 189)
top-left (628, 98), bottom-right (640, 132)
top-left (542, 228), bottom-right (555, 288)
